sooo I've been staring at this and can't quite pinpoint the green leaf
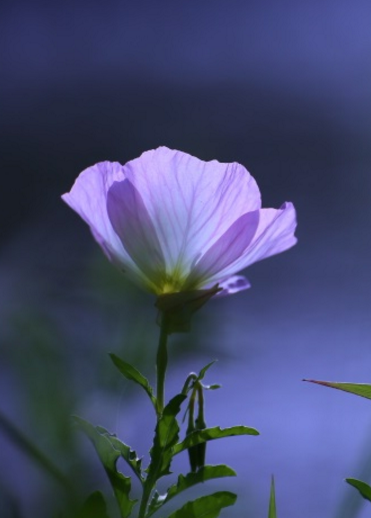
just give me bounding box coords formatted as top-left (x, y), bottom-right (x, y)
top-left (146, 394), bottom-right (187, 484)
top-left (173, 426), bottom-right (259, 456)
top-left (109, 354), bottom-right (156, 409)
top-left (95, 427), bottom-right (143, 483)
top-left (147, 465), bottom-right (236, 517)
top-left (166, 491), bottom-right (237, 518)
top-left (73, 416), bottom-right (137, 518)
top-left (268, 477), bottom-right (277, 518)
top-left (304, 380), bottom-right (371, 401)
top-left (76, 491), bottom-right (111, 518)
top-left (203, 384), bottom-right (221, 390)
top-left (346, 478), bottom-right (371, 502)
top-left (198, 361), bottom-right (217, 381)
top-left (181, 362), bottom-right (219, 398)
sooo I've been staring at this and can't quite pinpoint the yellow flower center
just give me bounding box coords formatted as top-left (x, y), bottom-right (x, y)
top-left (153, 270), bottom-right (192, 295)
top-left (161, 281), bottom-right (180, 294)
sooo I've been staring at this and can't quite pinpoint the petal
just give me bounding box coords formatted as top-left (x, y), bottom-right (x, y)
top-left (211, 275), bottom-right (251, 297)
top-left (61, 162), bottom-right (147, 286)
top-left (204, 202), bottom-right (297, 283)
top-left (106, 180), bottom-right (166, 284)
top-left (185, 211), bottom-right (259, 287)
top-left (121, 147), bottom-right (261, 274)
top-left (242, 202), bottom-right (297, 266)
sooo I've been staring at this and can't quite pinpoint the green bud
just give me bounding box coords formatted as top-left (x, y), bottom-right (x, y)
top-left (186, 382), bottom-right (207, 472)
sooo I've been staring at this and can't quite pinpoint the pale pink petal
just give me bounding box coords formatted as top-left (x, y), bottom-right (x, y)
top-left (203, 202), bottom-right (297, 284)
top-left (121, 147), bottom-right (261, 274)
top-left (185, 211), bottom-right (259, 287)
top-left (107, 180), bottom-right (166, 284)
top-left (242, 202), bottom-right (297, 266)
top-left (213, 275), bottom-right (251, 296)
top-left (61, 162), bottom-right (147, 286)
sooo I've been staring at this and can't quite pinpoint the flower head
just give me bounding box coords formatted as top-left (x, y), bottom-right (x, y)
top-left (62, 147), bottom-right (297, 298)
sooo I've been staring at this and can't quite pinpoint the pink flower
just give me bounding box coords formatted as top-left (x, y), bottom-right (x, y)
top-left (62, 147), bottom-right (297, 297)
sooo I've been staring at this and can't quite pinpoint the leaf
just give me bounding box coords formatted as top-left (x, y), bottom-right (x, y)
top-left (203, 384), bottom-right (221, 390)
top-left (109, 354), bottom-right (156, 409)
top-left (181, 362), bottom-right (218, 397)
top-left (147, 465), bottom-right (236, 517)
top-left (76, 491), bottom-right (111, 518)
top-left (346, 478), bottom-right (371, 502)
top-left (304, 380), bottom-right (371, 401)
top-left (95, 428), bottom-right (143, 483)
top-left (146, 394), bottom-right (187, 483)
top-left (73, 416), bottom-right (137, 518)
top-left (173, 426), bottom-right (259, 456)
top-left (198, 361), bottom-right (217, 381)
top-left (268, 477), bottom-right (277, 518)
top-left (166, 491), bottom-right (237, 518)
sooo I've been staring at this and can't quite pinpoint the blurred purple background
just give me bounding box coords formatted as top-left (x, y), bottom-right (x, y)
top-left (1, 1), bottom-right (371, 517)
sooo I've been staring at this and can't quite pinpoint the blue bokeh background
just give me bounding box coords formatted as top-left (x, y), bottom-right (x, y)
top-left (1, 1), bottom-right (371, 517)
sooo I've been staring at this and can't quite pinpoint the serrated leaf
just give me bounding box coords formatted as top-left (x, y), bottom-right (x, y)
top-left (147, 465), bottom-right (236, 517)
top-left (76, 491), bottom-right (111, 518)
top-left (268, 477), bottom-right (277, 518)
top-left (173, 426), bottom-right (259, 456)
top-left (95, 429), bottom-right (143, 483)
top-left (110, 354), bottom-right (156, 409)
top-left (73, 416), bottom-right (137, 518)
top-left (346, 478), bottom-right (371, 502)
top-left (146, 394), bottom-right (187, 483)
top-left (167, 491), bottom-right (237, 518)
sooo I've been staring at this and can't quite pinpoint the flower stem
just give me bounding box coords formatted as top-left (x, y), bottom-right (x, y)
top-left (138, 484), bottom-right (152, 518)
top-left (156, 316), bottom-right (169, 416)
top-left (138, 319), bottom-right (169, 518)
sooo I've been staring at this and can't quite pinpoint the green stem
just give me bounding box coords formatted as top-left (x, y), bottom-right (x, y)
top-left (156, 317), bottom-right (169, 416)
top-left (181, 373), bottom-right (197, 396)
top-left (138, 318), bottom-right (169, 518)
top-left (138, 483), bottom-right (153, 518)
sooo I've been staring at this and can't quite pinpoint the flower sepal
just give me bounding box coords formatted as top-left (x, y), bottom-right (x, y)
top-left (155, 285), bottom-right (221, 334)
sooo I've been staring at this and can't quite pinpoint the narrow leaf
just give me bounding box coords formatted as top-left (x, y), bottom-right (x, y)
top-left (173, 426), bottom-right (259, 456)
top-left (268, 477), bottom-right (277, 518)
top-left (167, 491), bottom-right (237, 518)
top-left (147, 465), bottom-right (236, 517)
top-left (346, 478), bottom-right (371, 502)
top-left (203, 384), bottom-right (221, 390)
top-left (73, 416), bottom-right (137, 518)
top-left (110, 353), bottom-right (156, 409)
top-left (198, 361), bottom-right (217, 381)
top-left (181, 363), bottom-right (218, 398)
top-left (76, 491), bottom-right (111, 518)
top-left (146, 394), bottom-right (187, 483)
top-left (304, 380), bottom-right (371, 400)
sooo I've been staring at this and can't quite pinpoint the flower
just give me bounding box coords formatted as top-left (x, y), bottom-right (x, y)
top-left (62, 147), bottom-right (297, 297)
